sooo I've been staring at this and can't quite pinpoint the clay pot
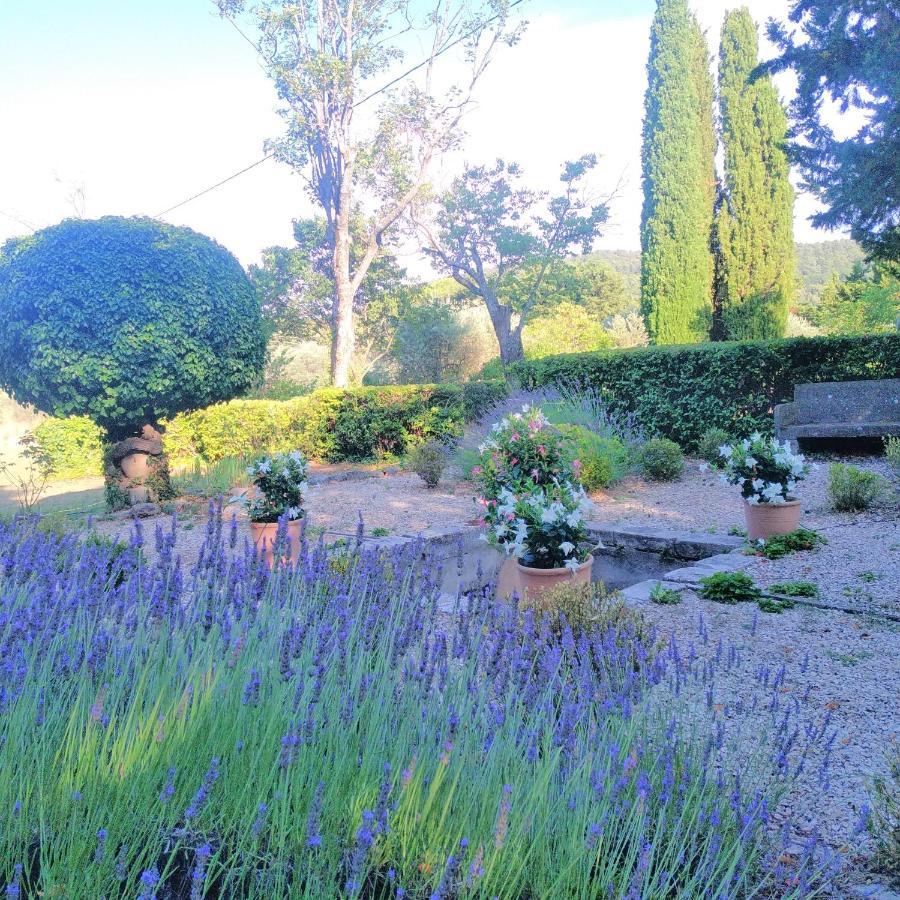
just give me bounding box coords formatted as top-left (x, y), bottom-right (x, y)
top-left (743, 499), bottom-right (801, 542)
top-left (119, 451), bottom-right (152, 480)
top-left (515, 555), bottom-right (594, 601)
top-left (250, 519), bottom-right (303, 567)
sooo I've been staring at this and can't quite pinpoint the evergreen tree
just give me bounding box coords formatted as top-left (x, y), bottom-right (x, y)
top-left (715, 7), bottom-right (796, 340)
top-left (641, 0), bottom-right (716, 344)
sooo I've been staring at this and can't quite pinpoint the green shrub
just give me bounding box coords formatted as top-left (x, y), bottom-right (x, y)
top-left (828, 462), bottom-right (891, 512)
top-left (885, 436), bottom-right (900, 476)
top-left (408, 440), bottom-right (447, 489)
top-left (558, 426), bottom-right (631, 491)
top-left (698, 571), bottom-right (762, 604)
top-left (461, 379), bottom-right (509, 421)
top-left (649, 583), bottom-right (682, 605)
top-left (758, 596), bottom-right (795, 614)
top-left (697, 427), bottom-right (731, 467)
top-left (769, 580), bottom-right (819, 598)
top-left (31, 417), bottom-right (103, 480)
top-left (755, 527), bottom-right (827, 560)
top-left (637, 437), bottom-right (684, 481)
top-left (512, 334), bottom-right (900, 451)
top-left (870, 749), bottom-right (900, 877)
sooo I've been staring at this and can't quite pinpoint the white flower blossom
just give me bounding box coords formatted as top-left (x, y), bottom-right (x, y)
top-left (559, 541), bottom-right (575, 556)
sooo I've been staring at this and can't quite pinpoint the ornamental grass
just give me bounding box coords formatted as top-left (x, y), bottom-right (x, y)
top-left (0, 509), bottom-right (836, 897)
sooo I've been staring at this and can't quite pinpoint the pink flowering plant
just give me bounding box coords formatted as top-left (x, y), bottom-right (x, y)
top-left (719, 433), bottom-right (812, 505)
top-left (473, 405), bottom-right (592, 570)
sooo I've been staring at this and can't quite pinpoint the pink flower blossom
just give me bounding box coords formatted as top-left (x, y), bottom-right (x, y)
top-left (471, 465), bottom-right (483, 476)
top-left (510, 432), bottom-right (520, 442)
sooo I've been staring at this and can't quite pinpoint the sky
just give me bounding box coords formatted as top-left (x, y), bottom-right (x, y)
top-left (0, 0), bottom-right (848, 272)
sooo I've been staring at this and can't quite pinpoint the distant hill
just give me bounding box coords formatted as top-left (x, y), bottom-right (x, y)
top-left (589, 240), bottom-right (863, 309)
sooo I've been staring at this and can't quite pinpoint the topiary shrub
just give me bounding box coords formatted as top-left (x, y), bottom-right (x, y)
top-left (827, 463), bottom-right (891, 512)
top-left (697, 427), bottom-right (731, 468)
top-left (0, 217), bottom-right (266, 441)
top-left (409, 440), bottom-right (447, 489)
top-left (637, 437), bottom-right (684, 481)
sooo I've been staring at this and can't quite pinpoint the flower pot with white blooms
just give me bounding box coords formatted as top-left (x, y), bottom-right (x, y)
top-left (718, 433), bottom-right (812, 542)
top-left (473, 405), bottom-right (595, 600)
top-left (244, 451), bottom-right (308, 567)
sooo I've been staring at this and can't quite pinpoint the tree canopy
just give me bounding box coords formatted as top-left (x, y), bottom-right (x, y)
top-left (0, 217), bottom-right (266, 440)
top-left (768, 1), bottom-right (900, 260)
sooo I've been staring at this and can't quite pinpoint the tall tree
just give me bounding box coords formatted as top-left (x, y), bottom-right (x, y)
top-left (218, 1), bottom-right (521, 386)
top-left (640, 0), bottom-right (716, 344)
top-left (415, 156), bottom-right (607, 364)
top-left (715, 7), bottom-right (796, 339)
top-left (768, 2), bottom-right (899, 261)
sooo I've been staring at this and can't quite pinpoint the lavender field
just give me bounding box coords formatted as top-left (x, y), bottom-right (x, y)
top-left (0, 508), bottom-right (840, 898)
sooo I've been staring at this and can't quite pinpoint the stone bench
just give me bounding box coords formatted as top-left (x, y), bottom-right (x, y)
top-left (774, 379), bottom-right (900, 449)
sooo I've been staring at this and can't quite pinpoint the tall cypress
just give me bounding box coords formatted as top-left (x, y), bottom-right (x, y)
top-left (640, 0), bottom-right (716, 344)
top-left (715, 7), bottom-right (795, 339)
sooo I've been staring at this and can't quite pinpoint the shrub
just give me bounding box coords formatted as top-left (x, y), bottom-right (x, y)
top-left (827, 462), bottom-right (891, 512)
top-left (245, 452), bottom-right (308, 523)
top-left (461, 379), bottom-right (509, 422)
top-left (409, 440), bottom-right (447, 489)
top-left (697, 427), bottom-right (731, 467)
top-left (769, 580), bottom-right (819, 598)
top-left (754, 527), bottom-right (827, 560)
top-left (698, 571), bottom-right (762, 604)
top-left (0, 216), bottom-right (266, 441)
top-left (513, 334), bottom-right (900, 451)
top-left (562, 428), bottom-right (631, 492)
top-left (870, 749), bottom-right (900, 877)
top-left (758, 596), bottom-right (795, 614)
top-left (31, 417), bottom-right (103, 479)
top-left (637, 438), bottom-right (684, 481)
top-left (720, 433), bottom-right (811, 504)
top-left (172, 456), bottom-right (253, 499)
top-left (885, 436), bottom-right (900, 476)
top-left (649, 583), bottom-right (682, 605)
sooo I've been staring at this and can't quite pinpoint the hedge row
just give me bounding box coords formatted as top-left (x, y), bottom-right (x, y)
top-left (32, 380), bottom-right (509, 475)
top-left (513, 334), bottom-right (900, 451)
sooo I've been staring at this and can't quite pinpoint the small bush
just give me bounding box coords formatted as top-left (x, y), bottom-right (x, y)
top-left (649, 583), bottom-right (682, 605)
top-left (558, 426), bottom-right (631, 492)
top-left (637, 438), bottom-right (684, 481)
top-left (885, 436), bottom-right (900, 476)
top-left (758, 596), bottom-right (795, 614)
top-left (755, 527), bottom-right (827, 560)
top-left (769, 580), bottom-right (819, 598)
top-left (827, 462), bottom-right (890, 512)
top-left (409, 440), bottom-right (447, 489)
top-left (522, 581), bottom-right (650, 647)
top-left (697, 427), bottom-right (731, 467)
top-left (698, 571), bottom-right (761, 604)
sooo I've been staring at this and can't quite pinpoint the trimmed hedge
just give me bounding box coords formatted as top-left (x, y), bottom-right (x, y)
top-left (32, 381), bottom-right (509, 473)
top-left (514, 335), bottom-right (899, 451)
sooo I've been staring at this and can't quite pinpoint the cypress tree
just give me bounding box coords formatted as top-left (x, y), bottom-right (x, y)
top-left (640, 0), bottom-right (716, 344)
top-left (715, 7), bottom-right (795, 339)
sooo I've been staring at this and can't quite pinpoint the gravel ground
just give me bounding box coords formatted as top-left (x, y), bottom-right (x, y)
top-left (632, 585), bottom-right (900, 894)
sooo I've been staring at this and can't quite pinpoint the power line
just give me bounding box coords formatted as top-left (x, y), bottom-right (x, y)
top-left (154, 0), bottom-right (529, 218)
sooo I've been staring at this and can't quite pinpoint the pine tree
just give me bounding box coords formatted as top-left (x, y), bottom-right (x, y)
top-left (640, 0), bottom-right (716, 344)
top-left (715, 7), bottom-right (796, 340)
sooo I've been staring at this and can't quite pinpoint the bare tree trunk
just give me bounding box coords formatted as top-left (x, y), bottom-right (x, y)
top-left (331, 179), bottom-right (355, 387)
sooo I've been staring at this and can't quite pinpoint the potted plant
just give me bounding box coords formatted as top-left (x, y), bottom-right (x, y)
top-left (718, 433), bottom-right (812, 541)
top-left (246, 451), bottom-right (308, 566)
top-left (473, 405), bottom-right (595, 598)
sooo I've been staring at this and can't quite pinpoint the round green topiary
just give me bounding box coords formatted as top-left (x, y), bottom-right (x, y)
top-left (637, 437), bottom-right (684, 481)
top-left (0, 216), bottom-right (266, 440)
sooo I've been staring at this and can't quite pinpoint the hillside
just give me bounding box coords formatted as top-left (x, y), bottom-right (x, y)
top-left (590, 239), bottom-right (863, 308)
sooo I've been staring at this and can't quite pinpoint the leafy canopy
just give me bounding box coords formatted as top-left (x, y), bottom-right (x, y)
top-left (768, 1), bottom-right (900, 260)
top-left (0, 217), bottom-right (266, 440)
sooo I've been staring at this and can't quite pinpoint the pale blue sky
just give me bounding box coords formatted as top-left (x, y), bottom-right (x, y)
top-left (0, 0), bottom-right (840, 268)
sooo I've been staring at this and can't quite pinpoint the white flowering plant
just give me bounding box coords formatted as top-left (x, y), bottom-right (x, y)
top-left (246, 451), bottom-right (308, 523)
top-left (719, 433), bottom-right (812, 505)
top-left (473, 406), bottom-right (592, 569)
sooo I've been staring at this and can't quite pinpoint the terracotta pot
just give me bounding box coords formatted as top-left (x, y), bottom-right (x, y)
top-left (119, 451), bottom-right (152, 480)
top-left (743, 499), bottom-right (801, 542)
top-left (250, 519), bottom-right (303, 567)
top-left (515, 554), bottom-right (594, 601)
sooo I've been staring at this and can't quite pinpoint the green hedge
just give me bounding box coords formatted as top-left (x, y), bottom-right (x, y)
top-left (32, 381), bottom-right (509, 473)
top-left (514, 334), bottom-right (900, 451)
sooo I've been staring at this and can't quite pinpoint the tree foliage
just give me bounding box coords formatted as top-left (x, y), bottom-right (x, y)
top-left (218, 0), bottom-right (521, 386)
top-left (815, 259), bottom-right (899, 334)
top-left (0, 217), bottom-right (266, 440)
top-left (767, 1), bottom-right (900, 260)
top-left (418, 156), bottom-right (608, 363)
top-left (640, 0), bottom-right (716, 344)
top-left (716, 7), bottom-right (796, 340)
top-left (522, 302), bottom-right (612, 358)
